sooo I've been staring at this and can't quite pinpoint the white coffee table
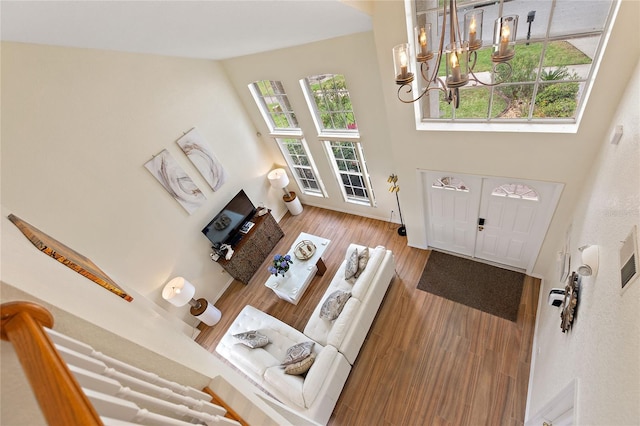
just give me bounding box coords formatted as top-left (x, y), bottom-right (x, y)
top-left (265, 232), bottom-right (330, 305)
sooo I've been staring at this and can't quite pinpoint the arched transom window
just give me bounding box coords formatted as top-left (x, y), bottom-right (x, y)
top-left (432, 176), bottom-right (469, 192)
top-left (491, 183), bottom-right (539, 201)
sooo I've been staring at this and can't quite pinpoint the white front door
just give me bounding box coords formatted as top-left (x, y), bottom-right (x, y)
top-left (475, 178), bottom-right (560, 270)
top-left (423, 172), bottom-right (563, 272)
top-left (423, 172), bottom-right (481, 256)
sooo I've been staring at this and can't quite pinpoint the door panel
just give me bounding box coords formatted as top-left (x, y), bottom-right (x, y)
top-left (424, 172), bottom-right (563, 271)
top-left (423, 172), bottom-right (481, 257)
top-left (475, 178), bottom-right (557, 269)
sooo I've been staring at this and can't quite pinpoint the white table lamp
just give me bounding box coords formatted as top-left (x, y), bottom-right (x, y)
top-left (268, 168), bottom-right (303, 215)
top-left (162, 277), bottom-right (221, 326)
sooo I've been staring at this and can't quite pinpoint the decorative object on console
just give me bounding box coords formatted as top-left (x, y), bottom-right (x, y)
top-left (176, 127), bottom-right (227, 191)
top-left (577, 244), bottom-right (599, 277)
top-left (145, 149), bottom-right (206, 215)
top-left (388, 174), bottom-right (407, 236)
top-left (560, 272), bottom-right (579, 333)
top-left (162, 277), bottom-right (221, 326)
top-left (268, 254), bottom-right (293, 277)
top-left (268, 168), bottom-right (303, 215)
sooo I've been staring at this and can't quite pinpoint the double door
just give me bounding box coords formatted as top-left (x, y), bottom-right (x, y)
top-left (423, 171), bottom-right (562, 271)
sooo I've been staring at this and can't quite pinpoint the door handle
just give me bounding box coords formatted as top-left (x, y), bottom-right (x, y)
top-left (478, 218), bottom-right (485, 232)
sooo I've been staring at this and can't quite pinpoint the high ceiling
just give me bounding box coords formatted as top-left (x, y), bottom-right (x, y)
top-left (0, 1), bottom-right (373, 60)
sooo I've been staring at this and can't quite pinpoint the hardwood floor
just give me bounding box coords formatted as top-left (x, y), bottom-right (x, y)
top-left (195, 206), bottom-right (539, 426)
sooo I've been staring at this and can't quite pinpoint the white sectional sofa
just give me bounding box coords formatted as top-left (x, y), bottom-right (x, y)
top-left (216, 244), bottom-right (395, 425)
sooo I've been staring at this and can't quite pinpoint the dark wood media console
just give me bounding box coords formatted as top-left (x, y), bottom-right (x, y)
top-left (216, 211), bottom-right (284, 284)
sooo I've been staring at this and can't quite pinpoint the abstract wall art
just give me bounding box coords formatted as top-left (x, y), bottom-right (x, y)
top-left (144, 149), bottom-right (206, 214)
top-left (177, 127), bottom-right (228, 191)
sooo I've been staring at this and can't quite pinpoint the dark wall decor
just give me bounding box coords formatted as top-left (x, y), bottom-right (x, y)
top-left (560, 272), bottom-right (580, 332)
top-left (8, 214), bottom-right (133, 302)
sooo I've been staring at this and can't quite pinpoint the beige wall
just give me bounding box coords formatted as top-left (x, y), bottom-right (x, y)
top-left (223, 31), bottom-right (398, 223)
top-left (369, 0), bottom-right (640, 276)
top-left (222, 1), bottom-right (640, 278)
top-left (528, 57), bottom-right (640, 424)
top-left (1, 42), bottom-right (287, 326)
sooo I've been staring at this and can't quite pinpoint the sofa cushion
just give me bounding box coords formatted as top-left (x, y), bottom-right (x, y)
top-left (319, 290), bottom-right (351, 320)
top-left (264, 365), bottom-right (306, 408)
top-left (326, 298), bottom-right (361, 349)
top-left (225, 343), bottom-right (280, 378)
top-left (354, 247), bottom-right (370, 278)
top-left (344, 248), bottom-right (359, 280)
top-left (351, 246), bottom-right (386, 300)
top-left (282, 341), bottom-right (315, 365)
top-left (284, 353), bottom-right (316, 375)
top-left (233, 330), bottom-right (269, 348)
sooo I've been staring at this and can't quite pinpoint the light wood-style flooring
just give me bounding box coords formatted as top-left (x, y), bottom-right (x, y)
top-left (196, 206), bottom-right (539, 426)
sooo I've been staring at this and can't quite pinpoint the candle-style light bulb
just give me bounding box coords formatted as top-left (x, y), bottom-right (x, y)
top-left (450, 52), bottom-right (461, 81)
top-left (469, 17), bottom-right (477, 46)
top-left (399, 49), bottom-right (408, 78)
top-left (499, 24), bottom-right (511, 56)
top-left (419, 27), bottom-right (428, 56)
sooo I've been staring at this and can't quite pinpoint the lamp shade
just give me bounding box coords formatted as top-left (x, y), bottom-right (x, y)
top-left (268, 168), bottom-right (289, 189)
top-left (162, 277), bottom-right (196, 307)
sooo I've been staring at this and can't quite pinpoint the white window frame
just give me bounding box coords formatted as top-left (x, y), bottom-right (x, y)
top-left (274, 136), bottom-right (327, 198)
top-left (300, 75), bottom-right (360, 138)
top-left (249, 80), bottom-right (328, 198)
top-left (403, 0), bottom-right (620, 133)
top-left (248, 81), bottom-right (301, 135)
top-left (322, 138), bottom-right (375, 207)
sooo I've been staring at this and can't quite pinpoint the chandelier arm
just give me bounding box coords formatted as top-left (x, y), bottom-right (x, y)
top-left (396, 82), bottom-right (446, 104)
top-left (468, 62), bottom-right (514, 87)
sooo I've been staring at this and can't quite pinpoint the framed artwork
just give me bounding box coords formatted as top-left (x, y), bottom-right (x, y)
top-left (8, 214), bottom-right (132, 302)
top-left (177, 127), bottom-right (228, 191)
top-left (144, 149), bottom-right (206, 214)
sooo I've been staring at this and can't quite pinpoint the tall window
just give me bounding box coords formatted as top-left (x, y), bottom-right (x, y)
top-left (302, 74), bottom-right (375, 206)
top-left (276, 138), bottom-right (324, 196)
top-left (302, 74), bottom-right (358, 134)
top-left (249, 80), bottom-right (326, 197)
top-left (411, 0), bottom-right (617, 127)
top-left (325, 141), bottom-right (373, 204)
top-left (249, 80), bottom-right (298, 131)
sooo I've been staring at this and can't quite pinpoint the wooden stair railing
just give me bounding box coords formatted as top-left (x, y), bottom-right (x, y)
top-left (202, 386), bottom-right (249, 426)
top-left (1, 301), bottom-right (102, 425)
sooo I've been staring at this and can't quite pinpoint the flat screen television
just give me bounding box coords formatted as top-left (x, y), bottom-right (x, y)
top-left (202, 190), bottom-right (256, 248)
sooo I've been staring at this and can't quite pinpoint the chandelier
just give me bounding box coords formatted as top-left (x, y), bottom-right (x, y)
top-left (393, 0), bottom-right (518, 108)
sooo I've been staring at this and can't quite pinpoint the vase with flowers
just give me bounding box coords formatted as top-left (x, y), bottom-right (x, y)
top-left (268, 254), bottom-right (293, 277)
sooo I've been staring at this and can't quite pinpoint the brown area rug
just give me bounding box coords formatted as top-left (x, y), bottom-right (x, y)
top-left (417, 251), bottom-right (525, 322)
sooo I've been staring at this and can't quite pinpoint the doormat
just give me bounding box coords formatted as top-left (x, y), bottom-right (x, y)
top-left (417, 250), bottom-right (525, 322)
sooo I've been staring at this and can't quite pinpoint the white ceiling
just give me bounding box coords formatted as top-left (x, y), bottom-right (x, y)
top-left (0, 0), bottom-right (373, 60)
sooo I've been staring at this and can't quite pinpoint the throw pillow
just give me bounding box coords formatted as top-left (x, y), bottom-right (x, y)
top-left (233, 330), bottom-right (269, 349)
top-left (345, 248), bottom-right (359, 280)
top-left (284, 353), bottom-right (316, 375)
top-left (319, 290), bottom-right (351, 321)
top-left (282, 341), bottom-right (315, 366)
top-left (354, 247), bottom-right (370, 278)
